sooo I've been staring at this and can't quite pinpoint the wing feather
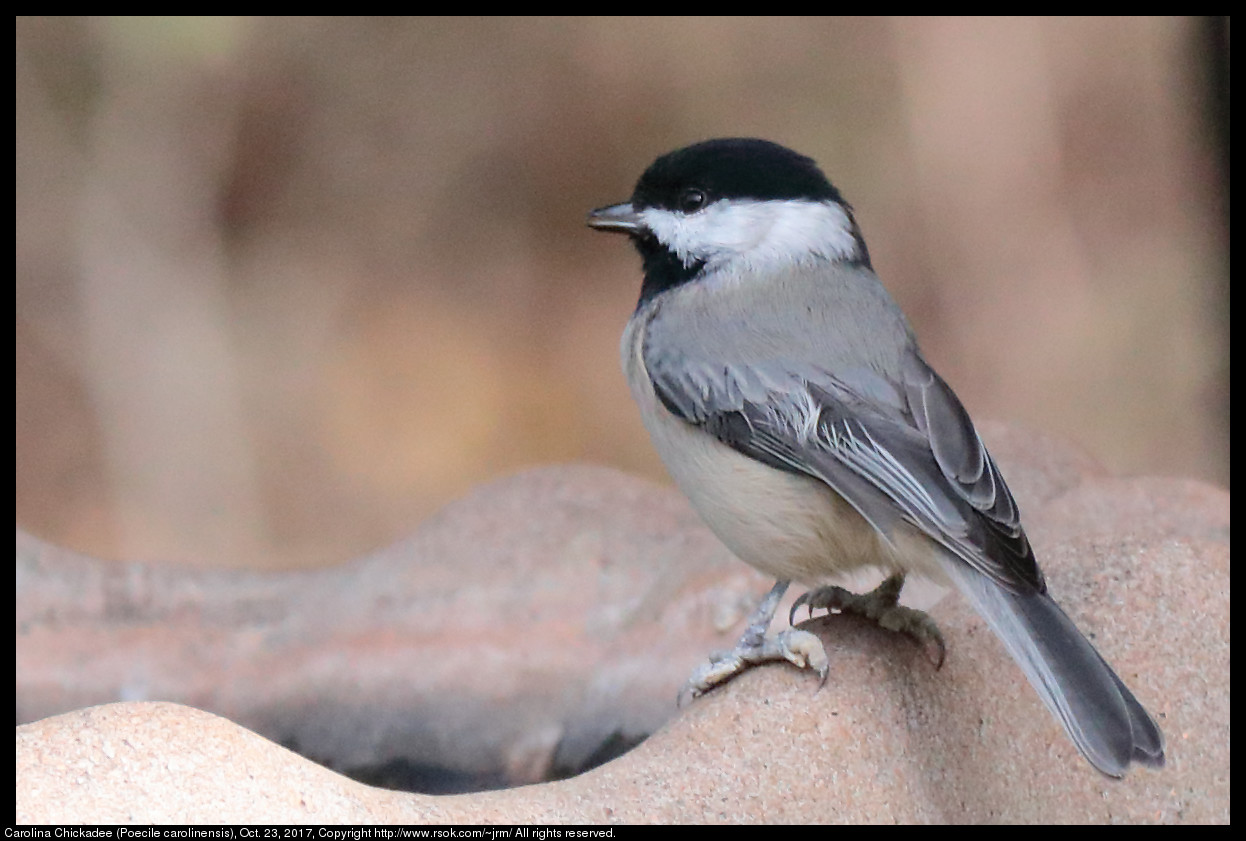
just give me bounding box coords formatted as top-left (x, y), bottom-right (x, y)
top-left (646, 341), bottom-right (1042, 593)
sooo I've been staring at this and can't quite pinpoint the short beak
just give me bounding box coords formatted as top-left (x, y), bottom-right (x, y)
top-left (586, 202), bottom-right (644, 234)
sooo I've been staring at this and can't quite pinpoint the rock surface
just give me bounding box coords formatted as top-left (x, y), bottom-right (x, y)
top-left (15, 423), bottom-right (1231, 823)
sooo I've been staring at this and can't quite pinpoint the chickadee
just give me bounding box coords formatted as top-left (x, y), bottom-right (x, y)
top-left (587, 138), bottom-right (1164, 777)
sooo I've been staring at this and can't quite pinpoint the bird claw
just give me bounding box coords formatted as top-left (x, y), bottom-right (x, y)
top-left (792, 573), bottom-right (946, 669)
top-left (681, 628), bottom-right (830, 703)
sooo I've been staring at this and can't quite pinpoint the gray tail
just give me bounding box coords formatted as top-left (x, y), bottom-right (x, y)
top-left (944, 565), bottom-right (1165, 777)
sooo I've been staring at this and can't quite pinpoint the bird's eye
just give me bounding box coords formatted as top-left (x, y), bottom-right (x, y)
top-left (678, 188), bottom-right (707, 213)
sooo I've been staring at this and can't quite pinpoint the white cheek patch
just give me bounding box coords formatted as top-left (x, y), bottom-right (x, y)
top-left (639, 199), bottom-right (860, 272)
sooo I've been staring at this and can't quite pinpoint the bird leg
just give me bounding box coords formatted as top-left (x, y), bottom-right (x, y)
top-left (789, 572), bottom-right (946, 668)
top-left (683, 579), bottom-right (830, 701)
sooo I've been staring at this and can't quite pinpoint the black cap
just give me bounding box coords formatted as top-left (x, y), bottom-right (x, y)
top-left (631, 138), bottom-right (846, 210)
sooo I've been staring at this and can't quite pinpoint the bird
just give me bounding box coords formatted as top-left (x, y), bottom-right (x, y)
top-left (586, 137), bottom-right (1164, 777)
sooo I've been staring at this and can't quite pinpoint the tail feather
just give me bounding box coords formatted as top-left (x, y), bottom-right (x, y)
top-left (943, 563), bottom-right (1164, 777)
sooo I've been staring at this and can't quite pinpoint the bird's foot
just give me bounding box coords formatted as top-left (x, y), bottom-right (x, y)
top-left (682, 627), bottom-right (830, 702)
top-left (681, 579), bottom-right (829, 703)
top-left (790, 573), bottom-right (946, 668)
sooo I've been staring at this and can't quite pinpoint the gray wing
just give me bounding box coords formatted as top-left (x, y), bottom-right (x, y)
top-left (645, 342), bottom-right (1043, 594)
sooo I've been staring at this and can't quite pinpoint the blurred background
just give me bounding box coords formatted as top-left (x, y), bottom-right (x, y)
top-left (16, 17), bottom-right (1229, 572)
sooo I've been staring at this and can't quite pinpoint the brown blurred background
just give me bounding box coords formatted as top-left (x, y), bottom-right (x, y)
top-left (16, 17), bottom-right (1229, 572)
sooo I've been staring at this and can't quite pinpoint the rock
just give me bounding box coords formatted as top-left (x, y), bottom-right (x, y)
top-left (15, 425), bottom-right (1231, 822)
